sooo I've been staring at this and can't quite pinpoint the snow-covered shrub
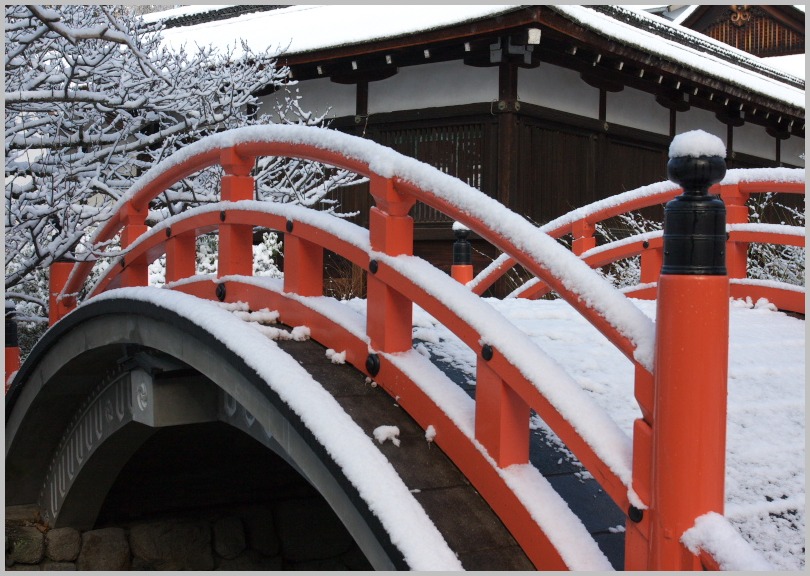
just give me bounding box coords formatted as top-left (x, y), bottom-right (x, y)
top-left (746, 192), bottom-right (805, 286)
top-left (5, 4), bottom-right (360, 334)
top-left (595, 212), bottom-right (662, 289)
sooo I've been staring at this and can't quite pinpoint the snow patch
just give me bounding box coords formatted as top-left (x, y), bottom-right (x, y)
top-left (425, 425), bottom-right (437, 444)
top-left (290, 325), bottom-right (310, 341)
top-left (373, 425), bottom-right (401, 447)
top-left (682, 512), bottom-right (773, 571)
top-left (325, 348), bottom-right (346, 364)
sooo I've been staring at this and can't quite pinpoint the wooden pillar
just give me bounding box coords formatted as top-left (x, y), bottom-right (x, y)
top-left (726, 124), bottom-right (734, 168)
top-left (599, 88), bottom-right (607, 123)
top-left (497, 61), bottom-right (518, 210)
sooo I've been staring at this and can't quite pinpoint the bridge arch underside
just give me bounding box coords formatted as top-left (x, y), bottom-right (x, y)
top-left (6, 299), bottom-right (532, 570)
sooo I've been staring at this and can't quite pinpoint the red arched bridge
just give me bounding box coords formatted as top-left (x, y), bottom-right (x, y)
top-left (5, 125), bottom-right (804, 570)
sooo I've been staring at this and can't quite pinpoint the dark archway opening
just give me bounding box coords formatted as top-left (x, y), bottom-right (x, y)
top-left (95, 422), bottom-right (373, 570)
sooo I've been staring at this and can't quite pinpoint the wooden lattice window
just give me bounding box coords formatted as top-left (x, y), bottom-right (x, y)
top-left (377, 124), bottom-right (486, 224)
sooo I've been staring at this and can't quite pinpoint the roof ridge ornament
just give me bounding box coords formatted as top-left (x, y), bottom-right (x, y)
top-left (730, 5), bottom-right (752, 28)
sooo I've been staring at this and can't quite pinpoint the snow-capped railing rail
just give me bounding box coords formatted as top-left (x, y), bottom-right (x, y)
top-left (43, 125), bottom-right (763, 570)
top-left (471, 168), bottom-right (805, 315)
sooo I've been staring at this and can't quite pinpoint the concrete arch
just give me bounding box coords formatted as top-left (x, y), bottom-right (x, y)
top-left (5, 297), bottom-right (409, 570)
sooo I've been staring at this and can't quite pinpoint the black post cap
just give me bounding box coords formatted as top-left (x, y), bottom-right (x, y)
top-left (452, 224), bottom-right (472, 267)
top-left (662, 131), bottom-right (728, 276)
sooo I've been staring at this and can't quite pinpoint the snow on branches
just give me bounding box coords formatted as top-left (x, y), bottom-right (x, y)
top-left (5, 5), bottom-right (361, 319)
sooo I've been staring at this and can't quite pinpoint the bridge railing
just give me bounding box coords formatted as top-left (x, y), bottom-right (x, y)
top-left (41, 125), bottom-right (774, 570)
top-left (469, 169), bottom-right (805, 315)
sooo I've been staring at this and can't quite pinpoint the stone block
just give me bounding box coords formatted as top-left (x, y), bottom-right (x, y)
top-left (7, 563), bottom-right (40, 570)
top-left (4, 506), bottom-right (41, 525)
top-left (76, 528), bottom-right (130, 571)
top-left (212, 516), bottom-right (245, 560)
top-left (7, 526), bottom-right (44, 565)
top-left (129, 520), bottom-right (213, 570)
top-left (45, 528), bottom-right (81, 562)
top-left (274, 497), bottom-right (353, 562)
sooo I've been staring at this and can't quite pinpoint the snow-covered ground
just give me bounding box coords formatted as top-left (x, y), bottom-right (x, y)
top-left (381, 295), bottom-right (803, 571)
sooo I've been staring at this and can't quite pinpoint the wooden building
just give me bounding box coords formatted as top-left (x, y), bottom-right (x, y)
top-left (155, 5), bottom-right (805, 282)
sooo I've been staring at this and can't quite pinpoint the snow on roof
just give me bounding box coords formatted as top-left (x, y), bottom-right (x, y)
top-left (153, 5), bottom-right (804, 111)
top-left (155, 5), bottom-right (521, 55)
top-left (140, 4), bottom-right (233, 24)
top-left (764, 53), bottom-right (806, 81)
top-left (553, 6), bottom-right (804, 110)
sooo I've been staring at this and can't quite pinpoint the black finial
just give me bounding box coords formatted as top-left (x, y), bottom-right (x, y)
top-left (452, 224), bottom-right (472, 267)
top-left (662, 131), bottom-right (728, 275)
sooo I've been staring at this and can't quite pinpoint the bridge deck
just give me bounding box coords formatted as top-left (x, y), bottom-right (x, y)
top-left (275, 337), bottom-right (536, 570)
top-left (277, 332), bottom-right (624, 569)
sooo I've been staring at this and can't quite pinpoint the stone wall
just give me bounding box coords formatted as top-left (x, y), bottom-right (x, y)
top-left (6, 498), bottom-right (372, 571)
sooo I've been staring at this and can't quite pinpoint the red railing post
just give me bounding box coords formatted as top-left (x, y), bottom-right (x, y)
top-left (48, 259), bottom-right (77, 325)
top-left (474, 348), bottom-right (529, 467)
top-left (718, 183), bottom-right (750, 280)
top-left (450, 223), bottom-right (474, 284)
top-left (120, 202), bottom-right (149, 287)
top-left (165, 232), bottom-right (197, 284)
top-left (647, 134), bottom-right (729, 570)
top-left (283, 225), bottom-right (324, 296)
top-left (5, 302), bottom-right (21, 392)
top-left (366, 174), bottom-right (415, 353)
top-left (639, 245), bottom-right (663, 285)
top-left (572, 219), bottom-right (596, 255)
top-left (218, 147), bottom-right (255, 278)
